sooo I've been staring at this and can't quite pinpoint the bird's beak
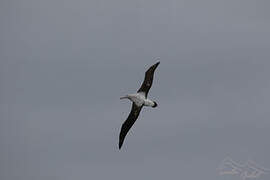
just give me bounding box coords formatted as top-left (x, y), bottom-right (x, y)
top-left (120, 96), bottom-right (128, 100)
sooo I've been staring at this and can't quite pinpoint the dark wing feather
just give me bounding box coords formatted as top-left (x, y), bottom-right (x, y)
top-left (119, 103), bottom-right (143, 149)
top-left (137, 61), bottom-right (160, 97)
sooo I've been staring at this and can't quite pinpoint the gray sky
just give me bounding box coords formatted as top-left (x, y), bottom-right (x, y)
top-left (1, 0), bottom-right (270, 179)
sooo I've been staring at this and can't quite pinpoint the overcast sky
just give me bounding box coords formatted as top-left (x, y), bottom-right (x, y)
top-left (1, 0), bottom-right (270, 180)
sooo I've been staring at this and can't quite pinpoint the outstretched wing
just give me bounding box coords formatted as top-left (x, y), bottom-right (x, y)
top-left (137, 61), bottom-right (160, 97)
top-left (119, 103), bottom-right (143, 149)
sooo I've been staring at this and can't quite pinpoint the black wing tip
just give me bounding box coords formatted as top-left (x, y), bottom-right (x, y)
top-left (119, 140), bottom-right (123, 149)
top-left (119, 130), bottom-right (124, 150)
top-left (151, 61), bottom-right (160, 69)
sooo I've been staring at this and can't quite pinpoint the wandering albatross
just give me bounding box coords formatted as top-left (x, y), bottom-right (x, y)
top-left (119, 61), bottom-right (160, 149)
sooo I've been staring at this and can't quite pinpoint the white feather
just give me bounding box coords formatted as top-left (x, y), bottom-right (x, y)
top-left (124, 93), bottom-right (154, 107)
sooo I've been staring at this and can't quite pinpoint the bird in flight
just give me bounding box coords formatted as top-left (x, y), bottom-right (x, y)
top-left (119, 61), bottom-right (160, 149)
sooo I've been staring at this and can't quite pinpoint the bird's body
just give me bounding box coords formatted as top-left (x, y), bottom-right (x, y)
top-left (119, 61), bottom-right (160, 149)
top-left (120, 92), bottom-right (156, 107)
